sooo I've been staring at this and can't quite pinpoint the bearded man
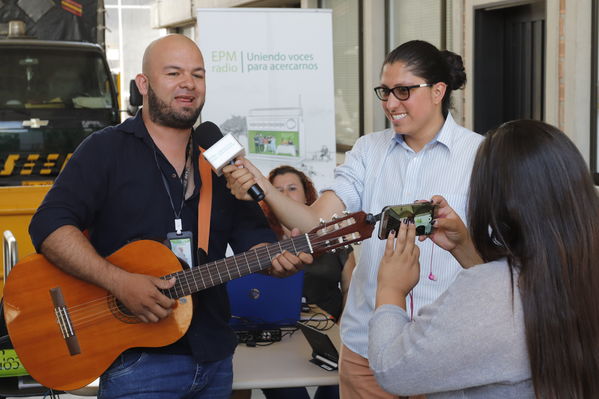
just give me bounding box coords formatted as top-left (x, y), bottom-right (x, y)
top-left (28, 34), bottom-right (311, 399)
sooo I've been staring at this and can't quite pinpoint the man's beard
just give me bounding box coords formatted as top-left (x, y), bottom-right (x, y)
top-left (147, 85), bottom-right (203, 129)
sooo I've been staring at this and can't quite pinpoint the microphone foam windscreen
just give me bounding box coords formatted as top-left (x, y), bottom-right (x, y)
top-left (196, 121), bottom-right (224, 149)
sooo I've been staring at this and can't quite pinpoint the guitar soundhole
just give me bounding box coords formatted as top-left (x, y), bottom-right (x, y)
top-left (108, 296), bottom-right (141, 324)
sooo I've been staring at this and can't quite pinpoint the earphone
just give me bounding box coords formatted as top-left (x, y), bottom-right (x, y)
top-left (428, 244), bottom-right (436, 281)
top-left (409, 243), bottom-right (436, 321)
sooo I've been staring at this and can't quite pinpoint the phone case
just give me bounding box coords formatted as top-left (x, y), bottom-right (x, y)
top-left (378, 203), bottom-right (437, 239)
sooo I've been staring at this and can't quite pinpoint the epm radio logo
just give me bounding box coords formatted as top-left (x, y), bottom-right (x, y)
top-left (0, 153), bottom-right (72, 178)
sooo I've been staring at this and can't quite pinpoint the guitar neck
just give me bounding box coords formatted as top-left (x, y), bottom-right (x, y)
top-left (162, 234), bottom-right (312, 298)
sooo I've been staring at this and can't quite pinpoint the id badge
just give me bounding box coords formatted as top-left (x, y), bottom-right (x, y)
top-left (167, 231), bottom-right (194, 268)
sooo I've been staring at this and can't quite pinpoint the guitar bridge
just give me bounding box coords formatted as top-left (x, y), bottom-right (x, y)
top-left (50, 287), bottom-right (81, 356)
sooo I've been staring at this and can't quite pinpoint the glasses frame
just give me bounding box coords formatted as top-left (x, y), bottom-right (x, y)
top-left (373, 83), bottom-right (434, 101)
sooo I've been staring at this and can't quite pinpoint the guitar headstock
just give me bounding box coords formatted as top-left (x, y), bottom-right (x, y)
top-left (307, 211), bottom-right (376, 256)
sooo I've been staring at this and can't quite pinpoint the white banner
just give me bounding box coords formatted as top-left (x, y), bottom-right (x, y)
top-left (196, 8), bottom-right (336, 190)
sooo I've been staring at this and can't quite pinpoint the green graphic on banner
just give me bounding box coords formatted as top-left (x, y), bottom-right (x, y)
top-left (0, 349), bottom-right (28, 378)
top-left (248, 130), bottom-right (300, 157)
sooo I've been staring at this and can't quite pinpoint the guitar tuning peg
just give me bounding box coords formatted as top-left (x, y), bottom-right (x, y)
top-left (330, 248), bottom-right (337, 253)
top-left (344, 244), bottom-right (350, 249)
top-left (319, 218), bottom-right (326, 225)
top-left (354, 241), bottom-right (361, 246)
top-left (331, 213), bottom-right (338, 220)
top-left (342, 210), bottom-right (349, 215)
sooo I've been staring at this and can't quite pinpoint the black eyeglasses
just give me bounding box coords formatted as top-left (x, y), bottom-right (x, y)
top-left (373, 84), bottom-right (433, 101)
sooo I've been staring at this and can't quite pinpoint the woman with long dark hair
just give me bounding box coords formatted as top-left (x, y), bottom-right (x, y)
top-left (369, 120), bottom-right (599, 398)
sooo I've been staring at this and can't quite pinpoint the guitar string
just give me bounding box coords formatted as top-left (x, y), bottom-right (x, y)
top-left (69, 238), bottom-right (303, 323)
top-left (66, 237), bottom-right (305, 317)
top-left (69, 240), bottom-right (314, 329)
top-left (66, 219), bottom-right (363, 331)
top-left (67, 225), bottom-right (357, 328)
top-left (68, 251), bottom-right (295, 329)
top-left (214, 221), bottom-right (359, 282)
top-left (67, 238), bottom-right (302, 323)
top-left (65, 236), bottom-right (303, 312)
top-left (69, 241), bottom-right (351, 331)
top-left (66, 233), bottom-right (344, 329)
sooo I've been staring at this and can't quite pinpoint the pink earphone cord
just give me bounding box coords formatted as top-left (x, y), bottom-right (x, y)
top-left (410, 242), bottom-right (436, 321)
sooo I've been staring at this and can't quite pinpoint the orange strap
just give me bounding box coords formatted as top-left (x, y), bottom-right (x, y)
top-left (198, 147), bottom-right (213, 254)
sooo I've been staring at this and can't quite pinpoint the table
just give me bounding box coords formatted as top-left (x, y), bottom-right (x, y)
top-left (232, 323), bottom-right (340, 390)
top-left (69, 323), bottom-right (340, 395)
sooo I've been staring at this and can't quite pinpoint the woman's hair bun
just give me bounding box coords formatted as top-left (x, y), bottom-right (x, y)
top-left (441, 50), bottom-right (466, 90)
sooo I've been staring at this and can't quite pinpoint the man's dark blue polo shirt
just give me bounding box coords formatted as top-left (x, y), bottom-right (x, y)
top-left (29, 111), bottom-right (276, 362)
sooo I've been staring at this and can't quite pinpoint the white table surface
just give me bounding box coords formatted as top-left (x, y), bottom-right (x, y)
top-left (232, 323), bottom-right (339, 389)
top-left (69, 322), bottom-right (340, 395)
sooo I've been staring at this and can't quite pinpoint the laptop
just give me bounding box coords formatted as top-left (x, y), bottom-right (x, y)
top-left (296, 321), bottom-right (339, 371)
top-left (227, 271), bottom-right (304, 329)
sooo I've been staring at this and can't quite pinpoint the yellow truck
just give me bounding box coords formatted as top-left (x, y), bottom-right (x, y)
top-left (0, 4), bottom-right (119, 394)
top-left (1, 34), bottom-right (118, 278)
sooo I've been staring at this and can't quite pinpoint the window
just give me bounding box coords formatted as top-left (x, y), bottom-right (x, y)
top-left (320, 0), bottom-right (362, 151)
top-left (0, 50), bottom-right (115, 110)
top-left (105, 1), bottom-right (165, 115)
top-left (386, 0), bottom-right (446, 52)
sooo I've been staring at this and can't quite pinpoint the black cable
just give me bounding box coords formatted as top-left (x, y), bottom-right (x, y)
top-left (302, 313), bottom-right (335, 331)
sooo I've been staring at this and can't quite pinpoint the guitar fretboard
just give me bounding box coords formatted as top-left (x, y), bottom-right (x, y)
top-left (161, 234), bottom-right (311, 299)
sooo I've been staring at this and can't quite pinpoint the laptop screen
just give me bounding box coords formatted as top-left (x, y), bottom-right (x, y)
top-left (227, 271), bottom-right (304, 329)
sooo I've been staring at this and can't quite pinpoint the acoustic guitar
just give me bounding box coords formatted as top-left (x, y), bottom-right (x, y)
top-left (3, 211), bottom-right (375, 391)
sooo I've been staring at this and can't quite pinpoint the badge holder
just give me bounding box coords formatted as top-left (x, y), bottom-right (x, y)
top-left (167, 225), bottom-right (194, 268)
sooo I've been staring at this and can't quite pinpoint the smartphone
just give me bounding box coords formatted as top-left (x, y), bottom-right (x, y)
top-left (378, 202), bottom-right (438, 239)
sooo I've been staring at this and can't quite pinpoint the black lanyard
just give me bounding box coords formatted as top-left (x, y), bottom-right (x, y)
top-left (152, 137), bottom-right (192, 235)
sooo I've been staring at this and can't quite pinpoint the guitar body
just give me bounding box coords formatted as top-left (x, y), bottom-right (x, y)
top-left (2, 240), bottom-right (193, 391)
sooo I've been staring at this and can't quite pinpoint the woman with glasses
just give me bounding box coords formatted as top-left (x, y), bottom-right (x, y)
top-left (370, 120), bottom-right (599, 398)
top-left (224, 40), bottom-right (483, 399)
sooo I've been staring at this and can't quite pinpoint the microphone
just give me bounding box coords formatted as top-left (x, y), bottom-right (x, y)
top-left (198, 122), bottom-right (265, 201)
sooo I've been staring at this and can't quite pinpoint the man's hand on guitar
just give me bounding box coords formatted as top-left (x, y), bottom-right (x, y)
top-left (266, 228), bottom-right (313, 278)
top-left (112, 273), bottom-right (177, 323)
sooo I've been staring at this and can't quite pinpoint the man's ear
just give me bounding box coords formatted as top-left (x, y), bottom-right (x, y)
top-left (135, 73), bottom-right (149, 96)
top-left (432, 82), bottom-right (447, 105)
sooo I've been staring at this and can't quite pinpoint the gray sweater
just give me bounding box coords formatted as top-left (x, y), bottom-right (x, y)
top-left (368, 259), bottom-right (534, 398)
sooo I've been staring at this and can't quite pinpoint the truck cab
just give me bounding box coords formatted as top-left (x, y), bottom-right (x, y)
top-left (0, 39), bottom-right (119, 261)
top-left (0, 39), bottom-right (119, 185)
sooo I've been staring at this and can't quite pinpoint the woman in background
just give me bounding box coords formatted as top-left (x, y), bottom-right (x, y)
top-left (263, 165), bottom-right (355, 321)
top-left (369, 120), bottom-right (599, 398)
